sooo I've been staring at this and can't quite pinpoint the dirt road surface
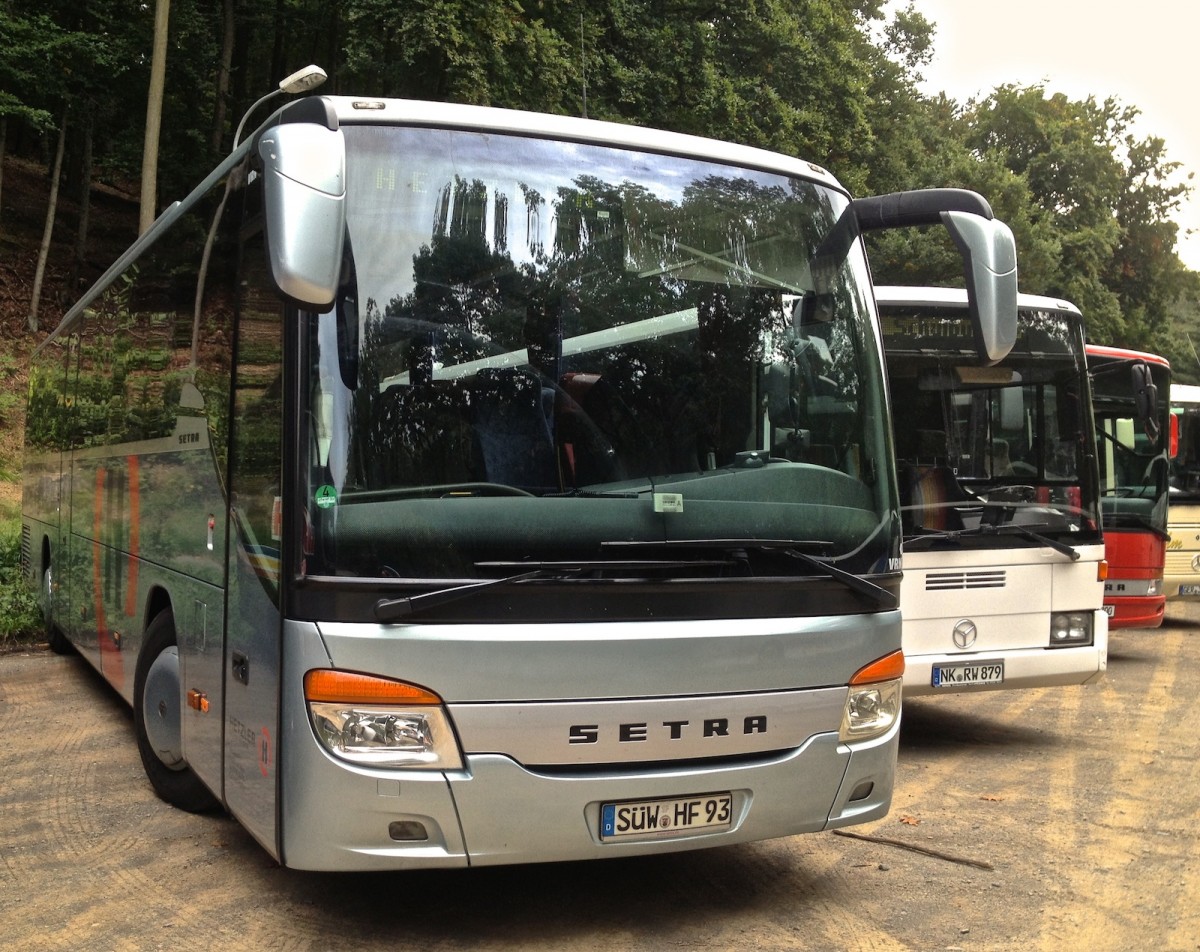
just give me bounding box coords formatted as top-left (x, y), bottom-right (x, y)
top-left (2, 605), bottom-right (1198, 952)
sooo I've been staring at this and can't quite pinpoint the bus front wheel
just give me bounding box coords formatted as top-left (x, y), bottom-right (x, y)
top-left (133, 610), bottom-right (220, 813)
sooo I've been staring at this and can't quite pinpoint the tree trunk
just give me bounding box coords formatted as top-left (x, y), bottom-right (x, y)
top-left (271, 0), bottom-right (286, 88)
top-left (210, 0), bottom-right (236, 155)
top-left (140, 0), bottom-right (171, 235)
top-left (0, 116), bottom-right (7, 221)
top-left (68, 117), bottom-right (94, 298)
top-left (29, 115), bottom-right (67, 333)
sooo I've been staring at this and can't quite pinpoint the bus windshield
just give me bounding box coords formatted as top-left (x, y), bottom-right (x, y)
top-left (883, 302), bottom-right (1101, 546)
top-left (300, 124), bottom-right (893, 583)
top-left (1170, 385), bottom-right (1200, 503)
top-left (1088, 349), bottom-right (1171, 535)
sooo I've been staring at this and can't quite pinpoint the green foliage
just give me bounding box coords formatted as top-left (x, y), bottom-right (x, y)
top-left (0, 8), bottom-right (64, 129)
top-left (1157, 275), bottom-right (1200, 384)
top-left (0, 505), bottom-right (41, 648)
top-left (0, 352), bottom-right (22, 424)
top-left (1, 0), bottom-right (1195, 361)
top-left (961, 86), bottom-right (1194, 351)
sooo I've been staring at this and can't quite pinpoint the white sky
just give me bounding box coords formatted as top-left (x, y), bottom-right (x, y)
top-left (894, 0), bottom-right (1200, 271)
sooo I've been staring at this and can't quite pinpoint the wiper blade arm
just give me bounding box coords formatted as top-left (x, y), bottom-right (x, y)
top-left (1104, 514), bottom-right (1171, 541)
top-left (604, 539), bottom-right (896, 609)
top-left (780, 549), bottom-right (898, 609)
top-left (477, 559), bottom-right (733, 571)
top-left (988, 521), bottom-right (1084, 557)
top-left (374, 569), bottom-right (555, 622)
top-left (906, 523), bottom-right (1080, 561)
top-left (375, 558), bottom-right (740, 621)
top-left (992, 523), bottom-right (1080, 560)
top-left (540, 489), bottom-right (640, 498)
top-left (602, 538), bottom-right (833, 554)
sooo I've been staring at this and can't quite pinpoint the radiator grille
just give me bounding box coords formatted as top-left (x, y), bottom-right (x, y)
top-left (925, 569), bottom-right (1006, 591)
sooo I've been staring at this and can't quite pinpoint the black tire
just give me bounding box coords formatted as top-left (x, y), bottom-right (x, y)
top-left (133, 610), bottom-right (221, 813)
top-left (41, 564), bottom-right (73, 656)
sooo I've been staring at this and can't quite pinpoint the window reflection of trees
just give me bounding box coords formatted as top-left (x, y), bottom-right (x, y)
top-left (347, 164), bottom-right (865, 492)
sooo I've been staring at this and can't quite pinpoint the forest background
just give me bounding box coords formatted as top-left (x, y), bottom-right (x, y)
top-left (0, 0), bottom-right (1198, 641)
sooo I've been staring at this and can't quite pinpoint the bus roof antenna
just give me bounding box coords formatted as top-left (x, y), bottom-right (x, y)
top-left (233, 64), bottom-right (328, 149)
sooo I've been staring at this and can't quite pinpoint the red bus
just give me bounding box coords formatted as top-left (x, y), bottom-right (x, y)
top-left (1086, 345), bottom-right (1173, 628)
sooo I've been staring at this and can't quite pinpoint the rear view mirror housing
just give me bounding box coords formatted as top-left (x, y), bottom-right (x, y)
top-left (1132, 362), bottom-right (1161, 444)
top-left (854, 189), bottom-right (1018, 366)
top-left (257, 99), bottom-right (347, 310)
top-left (941, 211), bottom-right (1019, 365)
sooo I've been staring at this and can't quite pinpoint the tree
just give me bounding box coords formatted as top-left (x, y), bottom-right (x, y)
top-left (854, 10), bottom-right (1057, 289)
top-left (28, 110), bottom-right (66, 331)
top-left (140, 0), bottom-right (170, 235)
top-left (0, 8), bottom-right (59, 223)
top-left (338, 0), bottom-right (573, 111)
top-left (963, 85), bottom-right (1193, 350)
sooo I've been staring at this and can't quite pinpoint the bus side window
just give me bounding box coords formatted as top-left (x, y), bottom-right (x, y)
top-left (231, 221), bottom-right (285, 602)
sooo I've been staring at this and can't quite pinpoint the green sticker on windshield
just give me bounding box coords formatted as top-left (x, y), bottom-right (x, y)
top-left (315, 485), bottom-right (338, 509)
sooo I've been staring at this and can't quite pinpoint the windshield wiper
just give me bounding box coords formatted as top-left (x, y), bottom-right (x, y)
top-left (779, 549), bottom-right (898, 608)
top-left (374, 568), bottom-right (563, 622)
top-left (906, 523), bottom-right (1081, 561)
top-left (603, 538), bottom-right (833, 554)
top-left (1102, 513), bottom-right (1171, 541)
top-left (992, 523), bottom-right (1081, 560)
top-left (540, 489), bottom-right (641, 498)
top-left (602, 539), bottom-right (897, 609)
top-left (374, 559), bottom-right (735, 621)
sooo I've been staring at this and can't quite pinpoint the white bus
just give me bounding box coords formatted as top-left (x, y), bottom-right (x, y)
top-left (21, 92), bottom-right (1015, 871)
top-left (876, 287), bottom-right (1107, 696)
top-left (1167, 383), bottom-right (1200, 598)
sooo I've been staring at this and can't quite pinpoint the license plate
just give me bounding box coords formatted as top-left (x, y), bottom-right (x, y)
top-left (1103, 604), bottom-right (1116, 616)
top-left (600, 793), bottom-right (733, 840)
top-left (931, 661), bottom-right (1004, 688)
top-left (1180, 585), bottom-right (1200, 596)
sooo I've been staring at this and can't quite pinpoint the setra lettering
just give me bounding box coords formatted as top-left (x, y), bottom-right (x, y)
top-left (703, 718), bottom-right (729, 737)
top-left (569, 716), bottom-right (767, 743)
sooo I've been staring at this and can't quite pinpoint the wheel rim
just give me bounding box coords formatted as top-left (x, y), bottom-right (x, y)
top-left (143, 646), bottom-right (186, 770)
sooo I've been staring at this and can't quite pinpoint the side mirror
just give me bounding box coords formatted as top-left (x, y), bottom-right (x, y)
top-left (941, 211), bottom-right (1018, 366)
top-left (258, 103), bottom-right (346, 309)
top-left (854, 189), bottom-right (1018, 367)
top-left (1132, 362), bottom-right (1160, 443)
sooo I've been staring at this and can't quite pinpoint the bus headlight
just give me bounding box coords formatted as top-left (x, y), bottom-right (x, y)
top-left (839, 650), bottom-right (903, 743)
top-left (1049, 612), bottom-right (1093, 647)
top-left (304, 670), bottom-right (463, 769)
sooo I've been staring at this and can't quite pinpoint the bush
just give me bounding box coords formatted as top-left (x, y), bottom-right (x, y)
top-left (0, 507), bottom-right (41, 649)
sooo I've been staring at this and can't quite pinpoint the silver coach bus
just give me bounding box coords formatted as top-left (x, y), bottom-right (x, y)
top-left (21, 92), bottom-right (1015, 871)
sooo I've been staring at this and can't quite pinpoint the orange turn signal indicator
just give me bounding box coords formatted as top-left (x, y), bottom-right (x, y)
top-left (304, 669), bottom-right (442, 706)
top-left (849, 649), bottom-right (905, 685)
top-left (1097, 560), bottom-right (1109, 582)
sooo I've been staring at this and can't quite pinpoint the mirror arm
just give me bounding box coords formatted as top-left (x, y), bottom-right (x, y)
top-left (852, 189), bottom-right (994, 231)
